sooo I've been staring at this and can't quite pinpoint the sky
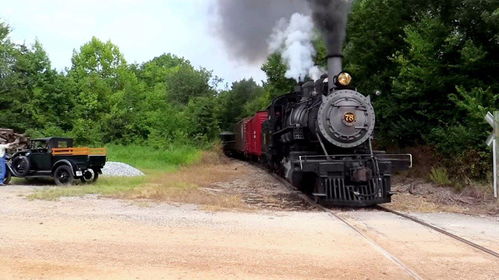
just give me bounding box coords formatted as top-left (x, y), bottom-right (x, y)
top-left (0, 0), bottom-right (266, 87)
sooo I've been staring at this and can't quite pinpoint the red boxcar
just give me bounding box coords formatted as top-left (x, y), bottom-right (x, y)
top-left (244, 111), bottom-right (269, 156)
top-left (233, 117), bottom-right (251, 154)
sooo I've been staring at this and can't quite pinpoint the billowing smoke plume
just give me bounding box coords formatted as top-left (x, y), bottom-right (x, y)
top-left (213, 0), bottom-right (309, 63)
top-left (214, 0), bottom-right (352, 81)
top-left (268, 13), bottom-right (323, 81)
top-left (308, 0), bottom-right (352, 55)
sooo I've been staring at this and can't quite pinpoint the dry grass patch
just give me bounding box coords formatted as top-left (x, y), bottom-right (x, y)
top-left (389, 192), bottom-right (464, 213)
top-left (121, 150), bottom-right (250, 209)
top-left (390, 176), bottom-right (499, 216)
top-left (28, 148), bottom-right (249, 209)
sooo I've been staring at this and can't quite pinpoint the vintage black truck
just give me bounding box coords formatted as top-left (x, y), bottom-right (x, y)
top-left (3, 137), bottom-right (106, 185)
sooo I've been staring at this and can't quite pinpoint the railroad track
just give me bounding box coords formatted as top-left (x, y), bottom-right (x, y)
top-left (261, 168), bottom-right (499, 279)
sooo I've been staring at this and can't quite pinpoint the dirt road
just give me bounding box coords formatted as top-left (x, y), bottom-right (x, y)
top-left (0, 183), bottom-right (498, 279)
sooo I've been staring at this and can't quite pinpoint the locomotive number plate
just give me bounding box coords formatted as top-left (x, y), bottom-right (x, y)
top-left (344, 112), bottom-right (356, 123)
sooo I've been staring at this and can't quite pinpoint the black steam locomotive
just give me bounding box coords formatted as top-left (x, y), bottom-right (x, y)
top-left (222, 55), bottom-right (411, 207)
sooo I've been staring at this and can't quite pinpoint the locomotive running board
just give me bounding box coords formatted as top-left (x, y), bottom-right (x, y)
top-left (298, 154), bottom-right (412, 172)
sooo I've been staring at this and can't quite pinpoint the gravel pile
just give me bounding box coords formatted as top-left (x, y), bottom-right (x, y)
top-left (102, 162), bottom-right (145, 177)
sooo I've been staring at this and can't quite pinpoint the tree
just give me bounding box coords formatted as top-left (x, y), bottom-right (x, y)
top-left (218, 79), bottom-right (264, 130)
top-left (186, 96), bottom-right (219, 141)
top-left (136, 53), bottom-right (188, 88)
top-left (164, 64), bottom-right (214, 105)
top-left (0, 29), bottom-right (64, 132)
top-left (68, 37), bottom-right (130, 143)
top-left (342, 0), bottom-right (498, 179)
top-left (261, 53), bottom-right (296, 100)
top-left (70, 37), bottom-right (127, 84)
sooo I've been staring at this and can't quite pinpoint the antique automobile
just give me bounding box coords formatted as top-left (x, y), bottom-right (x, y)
top-left (5, 137), bottom-right (106, 185)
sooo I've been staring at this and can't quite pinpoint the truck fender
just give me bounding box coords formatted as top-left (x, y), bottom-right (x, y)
top-left (52, 159), bottom-right (78, 176)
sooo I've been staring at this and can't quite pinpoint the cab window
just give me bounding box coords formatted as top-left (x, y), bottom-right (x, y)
top-left (57, 141), bottom-right (68, 148)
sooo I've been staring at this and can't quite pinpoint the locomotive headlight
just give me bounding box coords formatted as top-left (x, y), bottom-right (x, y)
top-left (337, 72), bottom-right (352, 86)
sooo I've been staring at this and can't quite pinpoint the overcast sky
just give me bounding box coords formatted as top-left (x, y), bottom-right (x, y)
top-left (0, 0), bottom-right (266, 87)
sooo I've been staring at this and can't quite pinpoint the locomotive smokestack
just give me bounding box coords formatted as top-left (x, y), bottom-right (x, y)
top-left (308, 0), bottom-right (352, 90)
top-left (327, 54), bottom-right (342, 90)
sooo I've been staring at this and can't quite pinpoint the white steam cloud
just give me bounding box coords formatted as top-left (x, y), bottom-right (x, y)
top-left (268, 13), bottom-right (324, 82)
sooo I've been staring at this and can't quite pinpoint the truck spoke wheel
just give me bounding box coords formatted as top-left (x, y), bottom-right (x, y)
top-left (12, 156), bottom-right (30, 177)
top-left (54, 165), bottom-right (74, 186)
top-left (80, 169), bottom-right (95, 184)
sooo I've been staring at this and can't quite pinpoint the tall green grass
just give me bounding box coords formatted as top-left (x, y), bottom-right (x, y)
top-left (106, 144), bottom-right (202, 172)
top-left (429, 167), bottom-right (452, 186)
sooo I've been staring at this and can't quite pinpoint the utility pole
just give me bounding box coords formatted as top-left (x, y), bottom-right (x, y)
top-left (485, 111), bottom-right (499, 199)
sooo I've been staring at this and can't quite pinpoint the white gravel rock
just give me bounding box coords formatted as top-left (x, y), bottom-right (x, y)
top-left (102, 161), bottom-right (145, 177)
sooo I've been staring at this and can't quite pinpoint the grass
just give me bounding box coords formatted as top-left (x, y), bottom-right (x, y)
top-left (429, 167), bottom-right (452, 186)
top-left (27, 143), bottom-right (203, 201)
top-left (27, 176), bottom-right (147, 201)
top-left (106, 144), bottom-right (201, 172)
top-left (122, 149), bottom-right (246, 208)
top-left (27, 144), bottom-right (246, 209)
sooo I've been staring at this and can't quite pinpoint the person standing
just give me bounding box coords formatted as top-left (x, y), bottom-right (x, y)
top-left (0, 142), bottom-right (14, 185)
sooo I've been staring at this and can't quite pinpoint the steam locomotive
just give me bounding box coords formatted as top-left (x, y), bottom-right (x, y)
top-left (221, 55), bottom-right (412, 207)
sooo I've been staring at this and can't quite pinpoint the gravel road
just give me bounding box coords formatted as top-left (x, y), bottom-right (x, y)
top-left (0, 164), bottom-right (498, 279)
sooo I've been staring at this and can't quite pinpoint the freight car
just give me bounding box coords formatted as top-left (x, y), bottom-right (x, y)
top-left (222, 55), bottom-right (412, 207)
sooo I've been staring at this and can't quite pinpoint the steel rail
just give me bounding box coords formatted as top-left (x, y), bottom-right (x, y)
top-left (376, 206), bottom-right (499, 259)
top-left (254, 161), bottom-right (498, 278)
top-left (265, 171), bottom-right (424, 280)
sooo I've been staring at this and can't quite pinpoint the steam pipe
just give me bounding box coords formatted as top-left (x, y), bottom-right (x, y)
top-left (327, 54), bottom-right (343, 91)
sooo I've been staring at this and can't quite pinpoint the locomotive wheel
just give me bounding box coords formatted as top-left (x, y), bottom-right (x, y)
top-left (12, 156), bottom-right (30, 177)
top-left (54, 165), bottom-right (74, 186)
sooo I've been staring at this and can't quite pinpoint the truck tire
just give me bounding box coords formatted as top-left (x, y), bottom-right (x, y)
top-left (54, 165), bottom-right (74, 186)
top-left (12, 156), bottom-right (30, 177)
top-left (80, 169), bottom-right (96, 184)
top-left (92, 170), bottom-right (99, 183)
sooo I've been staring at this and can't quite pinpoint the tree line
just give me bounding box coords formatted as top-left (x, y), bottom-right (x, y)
top-left (252, 0), bottom-right (498, 181)
top-left (1, 0), bottom-right (498, 181)
top-left (344, 0), bottom-right (498, 180)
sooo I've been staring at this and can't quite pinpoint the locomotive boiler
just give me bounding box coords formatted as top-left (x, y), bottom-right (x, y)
top-left (222, 55), bottom-right (411, 207)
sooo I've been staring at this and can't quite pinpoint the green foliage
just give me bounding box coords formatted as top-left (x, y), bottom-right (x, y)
top-left (450, 149), bottom-right (491, 181)
top-left (451, 87), bottom-right (498, 121)
top-left (185, 96), bottom-right (219, 140)
top-left (429, 167), bottom-right (451, 186)
top-left (0, 25), bottom-right (222, 147)
top-left (2, 2), bottom-right (498, 184)
top-left (70, 36), bottom-right (127, 84)
top-left (261, 53), bottom-right (296, 100)
top-left (165, 64), bottom-right (213, 105)
top-left (106, 144), bottom-right (201, 171)
top-left (342, 0), bottom-right (498, 181)
top-left (218, 79), bottom-right (265, 130)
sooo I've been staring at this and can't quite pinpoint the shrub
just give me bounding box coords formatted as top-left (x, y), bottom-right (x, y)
top-left (429, 167), bottom-right (451, 186)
